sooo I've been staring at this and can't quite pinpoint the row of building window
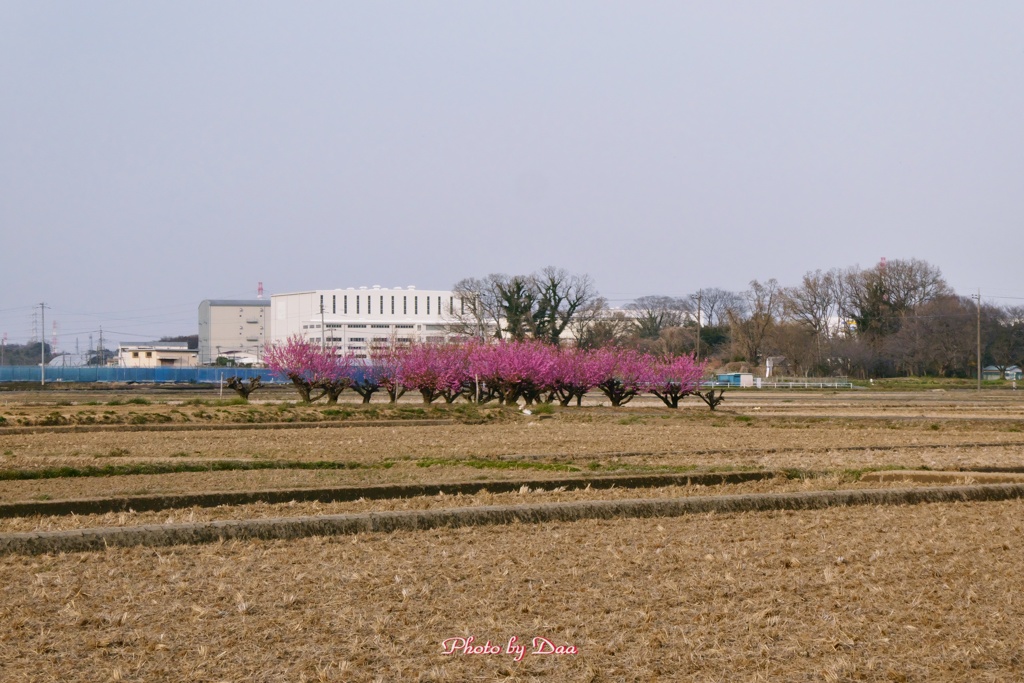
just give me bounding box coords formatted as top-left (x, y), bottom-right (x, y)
top-left (310, 338), bottom-right (413, 346)
top-left (319, 294), bottom-right (457, 317)
top-left (307, 323), bottom-right (418, 331)
top-left (323, 338), bottom-right (400, 345)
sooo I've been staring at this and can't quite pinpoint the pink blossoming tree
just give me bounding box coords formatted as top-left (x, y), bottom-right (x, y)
top-left (649, 355), bottom-right (706, 408)
top-left (590, 348), bottom-right (655, 407)
top-left (469, 340), bottom-right (555, 406)
top-left (401, 342), bottom-right (471, 404)
top-left (549, 347), bottom-right (602, 406)
top-left (369, 342), bottom-right (409, 403)
top-left (264, 336), bottom-right (351, 403)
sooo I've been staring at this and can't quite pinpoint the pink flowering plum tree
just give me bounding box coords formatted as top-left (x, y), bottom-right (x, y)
top-left (549, 347), bottom-right (600, 406)
top-left (590, 348), bottom-right (655, 407)
top-left (264, 336), bottom-right (351, 404)
top-left (369, 342), bottom-right (409, 403)
top-left (401, 342), bottom-right (471, 404)
top-left (453, 339), bottom-right (491, 404)
top-left (347, 359), bottom-right (383, 403)
top-left (469, 340), bottom-right (554, 406)
top-left (435, 342), bottom-right (474, 403)
top-left (466, 342), bottom-right (506, 404)
top-left (510, 340), bottom-right (558, 405)
top-left (317, 353), bottom-right (354, 403)
top-left (649, 355), bottom-right (706, 408)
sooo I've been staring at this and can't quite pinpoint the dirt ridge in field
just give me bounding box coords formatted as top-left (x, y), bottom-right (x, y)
top-left (0, 418), bottom-right (455, 436)
top-left (496, 438), bottom-right (1024, 461)
top-left (4, 482), bottom-right (1024, 556)
top-left (0, 470), bottom-right (775, 517)
top-left (0, 476), bottom-right (933, 534)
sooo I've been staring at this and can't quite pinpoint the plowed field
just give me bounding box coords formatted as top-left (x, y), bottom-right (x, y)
top-left (1, 388), bottom-right (1023, 681)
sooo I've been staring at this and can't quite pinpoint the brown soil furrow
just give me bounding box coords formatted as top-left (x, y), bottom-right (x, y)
top-left (0, 477), bottom-right (927, 534)
top-left (3, 482), bottom-right (1022, 556)
top-left (0, 470), bottom-right (774, 517)
top-left (498, 439), bottom-right (1024, 461)
top-left (0, 418), bottom-right (454, 436)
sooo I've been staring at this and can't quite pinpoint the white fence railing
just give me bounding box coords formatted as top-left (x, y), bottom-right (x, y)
top-left (700, 380), bottom-right (854, 390)
top-left (757, 381), bottom-right (853, 389)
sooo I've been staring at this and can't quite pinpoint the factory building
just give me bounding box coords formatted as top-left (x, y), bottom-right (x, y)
top-left (270, 286), bottom-right (459, 357)
top-left (198, 299), bottom-right (270, 365)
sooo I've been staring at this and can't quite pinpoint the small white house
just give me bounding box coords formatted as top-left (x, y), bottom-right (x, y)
top-left (118, 342), bottom-right (198, 368)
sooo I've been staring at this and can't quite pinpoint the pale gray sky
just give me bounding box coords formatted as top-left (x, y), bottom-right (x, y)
top-left (2, 2), bottom-right (1022, 346)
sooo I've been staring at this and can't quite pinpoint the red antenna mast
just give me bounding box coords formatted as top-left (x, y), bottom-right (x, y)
top-left (257, 281), bottom-right (264, 299)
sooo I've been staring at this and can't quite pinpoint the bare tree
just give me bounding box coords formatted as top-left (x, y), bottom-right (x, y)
top-left (888, 295), bottom-right (974, 376)
top-left (770, 324), bottom-right (817, 376)
top-left (783, 270), bottom-right (838, 337)
top-left (450, 276), bottom-right (504, 340)
top-left (567, 296), bottom-right (612, 347)
top-left (728, 279), bottom-right (783, 367)
top-left (225, 376), bottom-right (262, 401)
top-left (531, 267), bottom-right (598, 346)
top-left (626, 295), bottom-right (691, 339)
top-left (575, 308), bottom-right (634, 350)
top-left (782, 269), bottom-right (841, 368)
top-left (694, 288), bottom-right (744, 327)
top-left (450, 268), bottom-right (599, 346)
top-left (657, 326), bottom-right (695, 357)
top-left (983, 305), bottom-right (1024, 374)
top-left (883, 258), bottom-right (950, 312)
top-left (844, 259), bottom-right (950, 343)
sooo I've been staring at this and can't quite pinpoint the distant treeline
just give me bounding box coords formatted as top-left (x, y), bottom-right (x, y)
top-left (0, 342), bottom-right (52, 366)
top-left (451, 261), bottom-right (1024, 379)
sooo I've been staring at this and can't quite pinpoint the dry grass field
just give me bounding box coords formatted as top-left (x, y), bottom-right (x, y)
top-left (1, 386), bottom-right (1024, 681)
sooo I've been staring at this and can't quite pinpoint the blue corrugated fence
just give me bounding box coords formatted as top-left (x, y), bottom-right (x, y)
top-left (0, 367), bottom-right (280, 384)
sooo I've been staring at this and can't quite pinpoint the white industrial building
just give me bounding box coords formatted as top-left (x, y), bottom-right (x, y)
top-left (270, 286), bottom-right (459, 357)
top-left (198, 299), bottom-right (270, 365)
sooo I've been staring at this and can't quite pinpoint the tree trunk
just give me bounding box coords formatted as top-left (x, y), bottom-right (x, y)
top-left (696, 389), bottom-right (726, 410)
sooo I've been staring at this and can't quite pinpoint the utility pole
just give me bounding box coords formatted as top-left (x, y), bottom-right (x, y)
top-left (975, 288), bottom-right (981, 391)
top-left (1, 332), bottom-right (6, 367)
top-left (40, 303), bottom-right (46, 385)
top-left (320, 301), bottom-right (326, 352)
top-left (692, 289), bottom-right (703, 363)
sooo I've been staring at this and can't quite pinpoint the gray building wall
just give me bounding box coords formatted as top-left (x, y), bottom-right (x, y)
top-left (198, 300), bottom-right (270, 364)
